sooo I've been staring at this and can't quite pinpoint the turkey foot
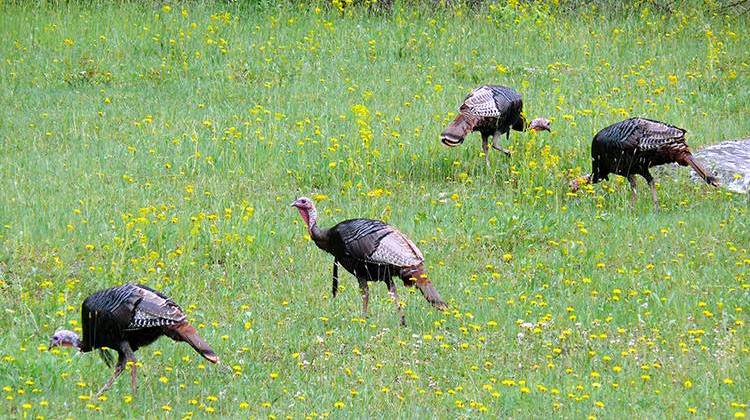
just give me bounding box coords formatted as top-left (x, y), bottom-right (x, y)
top-left (492, 133), bottom-right (511, 156)
top-left (492, 144), bottom-right (512, 156)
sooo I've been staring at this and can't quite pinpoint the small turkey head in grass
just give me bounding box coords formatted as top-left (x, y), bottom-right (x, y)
top-left (567, 167), bottom-right (594, 193)
top-left (48, 329), bottom-right (81, 350)
top-left (569, 174), bottom-right (592, 192)
top-left (528, 118), bottom-right (551, 132)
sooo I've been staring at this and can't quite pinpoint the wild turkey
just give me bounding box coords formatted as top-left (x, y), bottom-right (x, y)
top-left (48, 284), bottom-right (219, 397)
top-left (440, 85), bottom-right (551, 167)
top-left (291, 197), bottom-right (447, 326)
top-left (570, 117), bottom-right (720, 208)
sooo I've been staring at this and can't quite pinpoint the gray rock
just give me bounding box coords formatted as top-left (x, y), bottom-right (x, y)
top-left (692, 139), bottom-right (750, 193)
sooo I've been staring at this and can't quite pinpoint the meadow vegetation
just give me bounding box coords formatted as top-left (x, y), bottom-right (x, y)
top-left (0, 0), bottom-right (748, 417)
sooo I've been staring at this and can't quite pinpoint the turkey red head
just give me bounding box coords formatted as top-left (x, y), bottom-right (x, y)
top-left (291, 196), bottom-right (318, 229)
top-left (291, 196), bottom-right (314, 210)
top-left (48, 329), bottom-right (81, 350)
top-left (528, 118), bottom-right (551, 132)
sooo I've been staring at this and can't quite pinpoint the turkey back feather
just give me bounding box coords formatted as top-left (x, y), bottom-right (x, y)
top-left (127, 286), bottom-right (186, 330)
top-left (332, 219), bottom-right (423, 268)
top-left (595, 117), bottom-right (685, 151)
top-left (462, 85), bottom-right (521, 118)
top-left (332, 219), bottom-right (391, 262)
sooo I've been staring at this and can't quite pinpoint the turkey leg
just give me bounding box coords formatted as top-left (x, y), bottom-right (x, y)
top-left (332, 261), bottom-right (339, 298)
top-left (643, 171), bottom-right (660, 210)
top-left (481, 134), bottom-right (490, 168)
top-left (386, 280), bottom-right (406, 327)
top-left (491, 131), bottom-right (512, 155)
top-left (93, 354), bottom-right (125, 398)
top-left (121, 342), bottom-right (138, 395)
top-left (358, 279), bottom-right (369, 317)
top-left (627, 175), bottom-right (638, 208)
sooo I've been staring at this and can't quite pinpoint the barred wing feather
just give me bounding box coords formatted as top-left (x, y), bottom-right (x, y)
top-left (127, 285), bottom-right (186, 330)
top-left (369, 228), bottom-right (424, 267)
top-left (461, 85), bottom-right (520, 118)
top-left (463, 86), bottom-right (503, 117)
top-left (336, 219), bottom-right (424, 268)
top-left (598, 117), bottom-right (686, 150)
top-left (633, 118), bottom-right (686, 150)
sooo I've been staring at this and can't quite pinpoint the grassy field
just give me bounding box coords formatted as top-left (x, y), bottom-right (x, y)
top-left (0, 1), bottom-right (748, 418)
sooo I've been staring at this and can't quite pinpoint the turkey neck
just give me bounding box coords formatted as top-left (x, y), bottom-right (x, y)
top-left (67, 334), bottom-right (83, 351)
top-left (300, 207), bottom-right (332, 252)
top-left (309, 223), bottom-right (332, 252)
top-left (520, 115), bottom-right (532, 132)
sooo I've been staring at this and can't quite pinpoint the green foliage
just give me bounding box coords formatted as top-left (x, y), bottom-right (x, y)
top-left (0, 1), bottom-right (748, 418)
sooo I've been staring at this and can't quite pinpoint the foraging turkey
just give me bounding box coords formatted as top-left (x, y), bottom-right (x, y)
top-left (291, 197), bottom-right (447, 326)
top-left (440, 85), bottom-right (551, 167)
top-left (48, 284), bottom-right (219, 397)
top-left (570, 117), bottom-right (720, 208)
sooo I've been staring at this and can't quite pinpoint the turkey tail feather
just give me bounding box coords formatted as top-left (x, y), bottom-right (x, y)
top-left (169, 323), bottom-right (219, 363)
top-left (417, 281), bottom-right (448, 310)
top-left (441, 114), bottom-right (476, 147)
top-left (403, 268), bottom-right (448, 310)
top-left (685, 154), bottom-right (720, 187)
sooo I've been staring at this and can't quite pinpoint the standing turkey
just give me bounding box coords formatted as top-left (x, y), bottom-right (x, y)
top-left (440, 85), bottom-right (551, 168)
top-left (48, 284), bottom-right (219, 397)
top-left (570, 117), bottom-right (720, 208)
top-left (291, 197), bottom-right (447, 326)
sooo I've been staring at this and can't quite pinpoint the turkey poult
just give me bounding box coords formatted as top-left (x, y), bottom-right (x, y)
top-left (48, 284), bottom-right (219, 397)
top-left (440, 85), bottom-right (551, 168)
top-left (291, 197), bottom-right (447, 326)
top-left (570, 117), bottom-right (720, 208)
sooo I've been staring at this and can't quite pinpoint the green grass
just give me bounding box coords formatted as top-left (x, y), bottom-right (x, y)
top-left (0, 1), bottom-right (748, 418)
